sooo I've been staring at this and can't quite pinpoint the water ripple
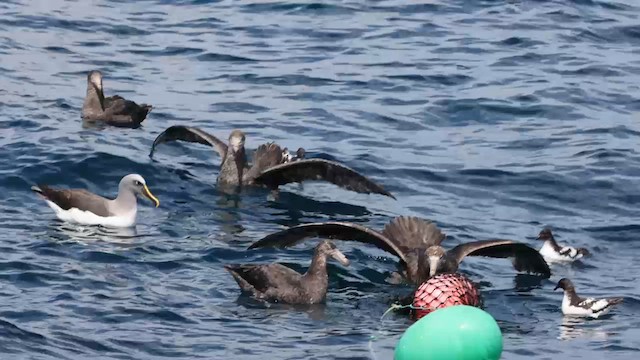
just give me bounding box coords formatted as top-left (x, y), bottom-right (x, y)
top-left (1, 0), bottom-right (639, 359)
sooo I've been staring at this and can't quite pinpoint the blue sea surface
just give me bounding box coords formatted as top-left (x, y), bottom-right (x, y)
top-left (1, 0), bottom-right (640, 359)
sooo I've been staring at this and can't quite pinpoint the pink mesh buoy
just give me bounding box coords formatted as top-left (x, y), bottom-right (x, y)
top-left (412, 273), bottom-right (482, 320)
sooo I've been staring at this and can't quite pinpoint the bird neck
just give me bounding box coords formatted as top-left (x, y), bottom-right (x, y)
top-left (83, 84), bottom-right (105, 115)
top-left (563, 287), bottom-right (579, 305)
top-left (112, 188), bottom-right (137, 214)
top-left (545, 236), bottom-right (561, 251)
top-left (305, 253), bottom-right (328, 279)
top-left (219, 149), bottom-right (247, 185)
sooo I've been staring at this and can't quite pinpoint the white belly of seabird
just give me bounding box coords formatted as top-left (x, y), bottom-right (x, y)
top-left (45, 200), bottom-right (137, 228)
top-left (539, 241), bottom-right (583, 263)
top-left (562, 294), bottom-right (613, 318)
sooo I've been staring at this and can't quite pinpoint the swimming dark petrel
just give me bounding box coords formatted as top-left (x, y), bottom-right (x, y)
top-left (82, 70), bottom-right (152, 128)
top-left (249, 216), bottom-right (551, 285)
top-left (148, 125), bottom-right (395, 198)
top-left (225, 240), bottom-right (350, 304)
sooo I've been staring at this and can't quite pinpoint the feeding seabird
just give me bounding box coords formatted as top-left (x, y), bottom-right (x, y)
top-left (225, 240), bottom-right (350, 304)
top-left (31, 174), bottom-right (160, 228)
top-left (249, 216), bottom-right (551, 285)
top-left (148, 125), bottom-right (395, 198)
top-left (82, 70), bottom-right (152, 128)
top-left (555, 278), bottom-right (623, 318)
top-left (537, 228), bottom-right (589, 263)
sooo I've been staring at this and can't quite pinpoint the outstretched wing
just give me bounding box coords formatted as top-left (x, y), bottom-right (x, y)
top-left (251, 159), bottom-right (395, 199)
top-left (448, 239), bottom-right (551, 277)
top-left (381, 216), bottom-right (446, 250)
top-left (149, 125), bottom-right (227, 159)
top-left (248, 222), bottom-right (407, 263)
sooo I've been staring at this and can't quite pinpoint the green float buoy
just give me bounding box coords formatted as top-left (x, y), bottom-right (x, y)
top-left (395, 305), bottom-right (503, 360)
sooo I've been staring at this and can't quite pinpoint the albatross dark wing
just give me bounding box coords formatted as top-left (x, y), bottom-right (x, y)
top-left (448, 240), bottom-right (551, 277)
top-left (249, 222), bottom-right (407, 262)
top-left (251, 159), bottom-right (395, 199)
top-left (381, 216), bottom-right (446, 249)
top-left (31, 185), bottom-right (112, 217)
top-left (149, 125), bottom-right (227, 158)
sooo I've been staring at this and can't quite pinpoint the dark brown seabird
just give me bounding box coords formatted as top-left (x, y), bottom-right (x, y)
top-left (225, 240), bottom-right (350, 304)
top-left (249, 216), bottom-right (551, 285)
top-left (82, 70), bottom-right (152, 128)
top-left (148, 125), bottom-right (395, 198)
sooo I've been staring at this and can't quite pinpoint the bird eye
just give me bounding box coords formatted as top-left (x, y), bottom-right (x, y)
top-left (134, 180), bottom-right (142, 186)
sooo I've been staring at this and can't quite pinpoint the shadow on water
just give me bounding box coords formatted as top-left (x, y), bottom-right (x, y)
top-left (265, 190), bottom-right (373, 225)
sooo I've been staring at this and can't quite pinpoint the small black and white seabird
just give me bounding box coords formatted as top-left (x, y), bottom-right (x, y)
top-left (82, 70), bottom-right (152, 128)
top-left (149, 125), bottom-right (395, 199)
top-left (32, 174), bottom-right (160, 228)
top-left (555, 278), bottom-right (623, 318)
top-left (281, 147), bottom-right (305, 163)
top-left (249, 216), bottom-right (551, 285)
top-left (538, 228), bottom-right (589, 263)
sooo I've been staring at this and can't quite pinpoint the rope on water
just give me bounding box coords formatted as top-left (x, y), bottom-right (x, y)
top-left (367, 304), bottom-right (429, 360)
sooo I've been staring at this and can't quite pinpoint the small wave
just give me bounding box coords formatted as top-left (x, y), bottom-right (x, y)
top-left (196, 52), bottom-right (259, 63)
top-left (128, 46), bottom-right (204, 57)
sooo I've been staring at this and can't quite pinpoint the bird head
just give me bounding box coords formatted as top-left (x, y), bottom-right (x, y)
top-left (554, 278), bottom-right (573, 291)
top-left (537, 228), bottom-right (554, 241)
top-left (228, 130), bottom-right (245, 153)
top-left (317, 240), bottom-right (350, 266)
top-left (87, 70), bottom-right (104, 91)
top-left (425, 246), bottom-right (447, 278)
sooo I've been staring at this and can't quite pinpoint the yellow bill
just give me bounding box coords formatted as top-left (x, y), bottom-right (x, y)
top-left (143, 184), bottom-right (160, 207)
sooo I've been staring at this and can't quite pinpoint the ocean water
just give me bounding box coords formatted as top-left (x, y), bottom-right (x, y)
top-left (1, 0), bottom-right (640, 359)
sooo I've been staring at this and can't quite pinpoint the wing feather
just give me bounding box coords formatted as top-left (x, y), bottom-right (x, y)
top-left (33, 185), bottom-right (112, 217)
top-left (252, 159), bottom-right (395, 198)
top-left (248, 222), bottom-right (407, 263)
top-left (149, 125), bottom-right (227, 159)
top-left (381, 216), bottom-right (445, 249)
top-left (243, 143), bottom-right (284, 181)
top-left (448, 239), bottom-right (551, 277)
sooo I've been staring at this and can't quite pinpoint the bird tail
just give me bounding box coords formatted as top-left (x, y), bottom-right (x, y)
top-left (224, 265), bottom-right (258, 295)
top-left (138, 104), bottom-right (152, 121)
top-left (31, 185), bottom-right (43, 194)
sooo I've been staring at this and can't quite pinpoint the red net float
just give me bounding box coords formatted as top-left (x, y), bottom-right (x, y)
top-left (412, 273), bottom-right (482, 320)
